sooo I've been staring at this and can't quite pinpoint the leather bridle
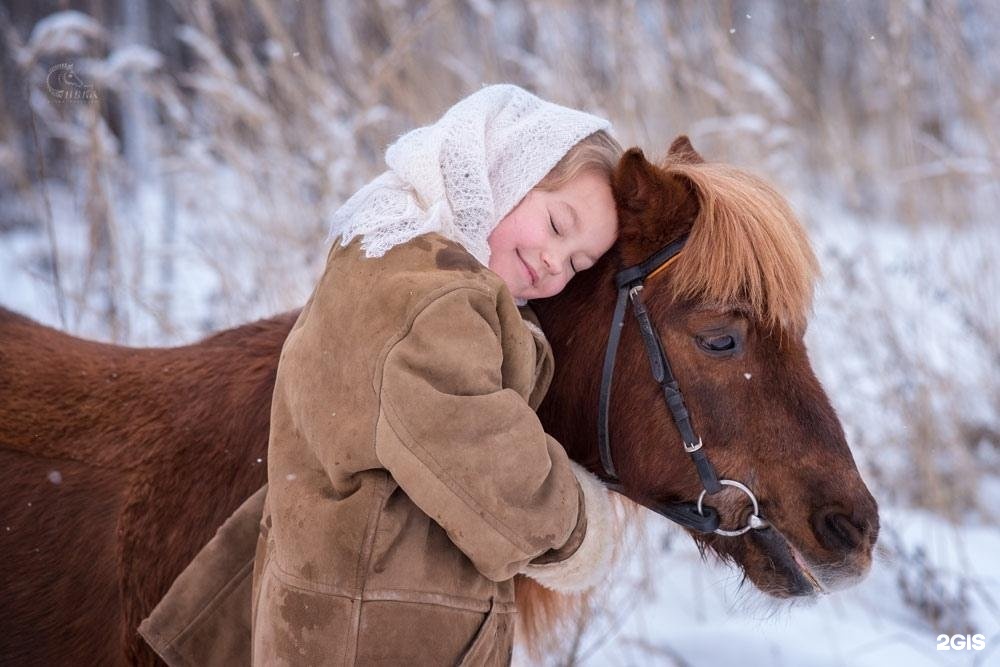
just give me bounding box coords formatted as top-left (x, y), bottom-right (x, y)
top-left (596, 234), bottom-right (769, 537)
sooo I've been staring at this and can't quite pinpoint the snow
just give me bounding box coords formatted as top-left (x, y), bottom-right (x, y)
top-left (516, 507), bottom-right (1000, 666)
top-left (85, 44), bottom-right (163, 84)
top-left (26, 10), bottom-right (105, 58)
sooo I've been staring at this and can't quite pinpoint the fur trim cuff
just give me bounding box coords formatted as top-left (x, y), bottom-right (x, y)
top-left (520, 461), bottom-right (615, 592)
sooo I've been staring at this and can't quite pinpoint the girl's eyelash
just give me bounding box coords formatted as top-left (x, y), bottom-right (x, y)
top-left (548, 212), bottom-right (573, 272)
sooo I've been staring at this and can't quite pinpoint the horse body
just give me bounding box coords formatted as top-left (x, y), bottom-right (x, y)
top-left (0, 307), bottom-right (295, 664)
top-left (0, 139), bottom-right (879, 664)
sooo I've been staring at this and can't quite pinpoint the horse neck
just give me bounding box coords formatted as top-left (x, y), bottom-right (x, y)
top-left (528, 252), bottom-right (620, 473)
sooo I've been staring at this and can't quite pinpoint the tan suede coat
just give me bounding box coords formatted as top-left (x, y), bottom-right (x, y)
top-left (139, 233), bottom-right (587, 666)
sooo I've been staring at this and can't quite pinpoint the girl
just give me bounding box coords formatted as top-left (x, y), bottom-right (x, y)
top-left (141, 84), bottom-right (623, 666)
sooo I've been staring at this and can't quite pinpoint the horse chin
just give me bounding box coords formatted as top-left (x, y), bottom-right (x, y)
top-left (742, 526), bottom-right (826, 599)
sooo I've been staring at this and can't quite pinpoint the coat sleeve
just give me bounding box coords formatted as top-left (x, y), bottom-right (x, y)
top-left (373, 285), bottom-right (584, 582)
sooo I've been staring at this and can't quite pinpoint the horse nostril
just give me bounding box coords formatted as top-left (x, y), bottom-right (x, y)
top-left (813, 508), bottom-right (867, 552)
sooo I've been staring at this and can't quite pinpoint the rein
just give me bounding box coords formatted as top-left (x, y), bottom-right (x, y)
top-left (596, 234), bottom-right (769, 537)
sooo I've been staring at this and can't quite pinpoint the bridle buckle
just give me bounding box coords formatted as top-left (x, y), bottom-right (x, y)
top-left (683, 437), bottom-right (703, 453)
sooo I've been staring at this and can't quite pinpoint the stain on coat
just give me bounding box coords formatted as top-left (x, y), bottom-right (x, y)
top-left (435, 243), bottom-right (482, 273)
top-left (275, 587), bottom-right (338, 662)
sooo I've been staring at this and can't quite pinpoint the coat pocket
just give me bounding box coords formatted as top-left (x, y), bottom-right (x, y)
top-left (351, 596), bottom-right (514, 666)
top-left (457, 596), bottom-right (515, 667)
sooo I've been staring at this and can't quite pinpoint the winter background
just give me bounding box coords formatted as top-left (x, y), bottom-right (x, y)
top-left (1, 1), bottom-right (998, 665)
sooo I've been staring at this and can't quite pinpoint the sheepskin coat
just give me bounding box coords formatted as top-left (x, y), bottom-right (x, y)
top-left (138, 233), bottom-right (590, 666)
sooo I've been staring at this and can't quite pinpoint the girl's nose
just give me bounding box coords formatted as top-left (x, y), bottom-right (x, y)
top-left (541, 252), bottom-right (564, 276)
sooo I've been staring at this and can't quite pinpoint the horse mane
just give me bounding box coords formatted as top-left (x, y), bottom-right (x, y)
top-left (661, 159), bottom-right (820, 335)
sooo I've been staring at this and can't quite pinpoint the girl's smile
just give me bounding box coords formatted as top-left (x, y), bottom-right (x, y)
top-left (517, 249), bottom-right (539, 287)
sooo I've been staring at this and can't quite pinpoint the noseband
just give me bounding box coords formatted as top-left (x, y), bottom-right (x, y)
top-left (596, 234), bottom-right (768, 537)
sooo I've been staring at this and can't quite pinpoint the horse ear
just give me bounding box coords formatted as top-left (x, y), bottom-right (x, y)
top-left (612, 147), bottom-right (659, 213)
top-left (667, 135), bottom-right (705, 164)
top-left (612, 147), bottom-right (702, 265)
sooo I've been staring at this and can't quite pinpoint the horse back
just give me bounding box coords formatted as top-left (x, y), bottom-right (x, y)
top-left (0, 305), bottom-right (298, 664)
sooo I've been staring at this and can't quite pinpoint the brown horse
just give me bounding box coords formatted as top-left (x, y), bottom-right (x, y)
top-left (0, 138), bottom-right (878, 665)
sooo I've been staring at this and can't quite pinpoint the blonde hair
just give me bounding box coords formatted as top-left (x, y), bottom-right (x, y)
top-left (535, 130), bottom-right (623, 192)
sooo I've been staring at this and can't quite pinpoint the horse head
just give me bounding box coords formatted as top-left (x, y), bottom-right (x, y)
top-left (533, 137), bottom-right (879, 599)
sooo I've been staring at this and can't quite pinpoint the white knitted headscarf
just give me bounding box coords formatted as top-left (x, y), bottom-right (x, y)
top-left (328, 84), bottom-right (612, 277)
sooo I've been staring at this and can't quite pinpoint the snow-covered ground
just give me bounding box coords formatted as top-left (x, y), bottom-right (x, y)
top-left (551, 505), bottom-right (1000, 666)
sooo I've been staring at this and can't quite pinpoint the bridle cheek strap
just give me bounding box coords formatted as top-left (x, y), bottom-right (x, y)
top-left (595, 234), bottom-right (764, 536)
top-left (630, 285), bottom-right (721, 495)
top-left (597, 286), bottom-right (629, 480)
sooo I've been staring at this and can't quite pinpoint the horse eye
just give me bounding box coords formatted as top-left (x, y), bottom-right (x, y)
top-left (698, 334), bottom-right (736, 353)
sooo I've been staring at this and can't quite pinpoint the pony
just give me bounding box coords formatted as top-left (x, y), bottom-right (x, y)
top-left (0, 138), bottom-right (878, 664)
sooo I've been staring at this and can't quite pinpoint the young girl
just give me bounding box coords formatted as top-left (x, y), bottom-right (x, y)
top-left (140, 85), bottom-right (622, 666)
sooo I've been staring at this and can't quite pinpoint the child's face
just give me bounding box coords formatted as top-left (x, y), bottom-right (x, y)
top-left (487, 170), bottom-right (617, 300)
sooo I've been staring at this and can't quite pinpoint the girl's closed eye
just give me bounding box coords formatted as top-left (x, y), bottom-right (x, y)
top-left (548, 213), bottom-right (576, 273)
